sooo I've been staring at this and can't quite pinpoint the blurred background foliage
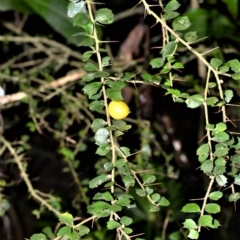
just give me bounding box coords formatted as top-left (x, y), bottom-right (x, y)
top-left (0, 0), bottom-right (239, 239)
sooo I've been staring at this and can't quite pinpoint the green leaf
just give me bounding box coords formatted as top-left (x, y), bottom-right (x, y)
top-left (212, 122), bottom-right (227, 134)
top-left (226, 59), bottom-right (240, 72)
top-left (59, 212), bottom-right (74, 226)
top-left (214, 165), bottom-right (225, 175)
top-left (231, 154), bottom-right (240, 163)
top-left (82, 82), bottom-right (102, 98)
top-left (141, 73), bottom-right (153, 82)
top-left (165, 0), bottom-right (181, 12)
top-left (212, 132), bottom-right (229, 143)
top-left (30, 234), bottom-right (47, 240)
top-left (198, 215), bottom-right (213, 228)
top-left (78, 36), bottom-right (95, 47)
top-left (229, 192), bottom-right (240, 202)
top-left (149, 57), bottom-right (164, 68)
top-left (96, 144), bottom-right (110, 156)
top-left (94, 128), bottom-right (109, 146)
top-left (184, 31), bottom-right (198, 42)
top-left (214, 143), bottom-right (229, 157)
top-left (200, 160), bottom-right (213, 173)
top-left (185, 94), bottom-right (204, 108)
top-left (120, 216), bottom-right (133, 226)
top-left (68, 1), bottom-right (87, 18)
top-left (208, 82), bottom-right (217, 88)
top-left (151, 193), bottom-right (161, 202)
top-left (159, 197), bottom-right (170, 206)
top-left (84, 63), bottom-right (99, 72)
top-left (197, 143), bottom-right (210, 155)
top-left (163, 11), bottom-right (180, 20)
top-left (89, 174), bottom-right (110, 189)
top-left (95, 8), bottom-right (114, 24)
top-left (106, 88), bottom-right (123, 101)
top-left (122, 176), bottom-right (135, 187)
top-left (183, 219), bottom-right (198, 229)
top-left (42, 227), bottom-right (54, 239)
top-left (119, 147), bottom-right (130, 156)
top-left (110, 204), bottom-right (122, 212)
top-left (206, 97), bottom-right (218, 106)
top-left (142, 174), bottom-right (156, 185)
top-left (112, 120), bottom-right (131, 131)
top-left (106, 81), bottom-right (125, 90)
top-left (209, 191), bottom-right (223, 201)
top-left (107, 220), bottom-right (121, 230)
top-left (161, 41), bottom-right (177, 58)
top-left (210, 58), bottom-right (222, 70)
top-left (114, 159), bottom-right (126, 168)
top-left (212, 219), bottom-right (221, 229)
top-left (82, 51), bottom-right (94, 61)
top-left (93, 201), bottom-right (111, 210)
top-left (102, 56), bottom-right (111, 66)
top-left (57, 226), bottom-right (72, 236)
top-left (89, 100), bottom-right (104, 112)
top-left (225, 90), bottom-right (233, 103)
top-left (72, 12), bottom-right (90, 27)
top-left (91, 118), bottom-right (106, 131)
top-left (145, 187), bottom-right (154, 195)
top-left (75, 225), bottom-right (90, 237)
top-left (173, 62), bottom-right (184, 69)
top-left (219, 65), bottom-right (229, 73)
top-left (216, 175), bottom-right (228, 187)
top-left (231, 73), bottom-right (240, 80)
top-left (182, 203), bottom-right (200, 213)
top-left (116, 198), bottom-right (131, 207)
top-left (149, 205), bottom-right (160, 212)
top-left (136, 189), bottom-right (147, 197)
top-left (187, 229), bottom-right (199, 239)
top-left (103, 192), bottom-right (114, 201)
top-left (123, 227), bottom-right (133, 234)
top-left (172, 16), bottom-right (191, 31)
top-left (205, 203), bottom-right (221, 214)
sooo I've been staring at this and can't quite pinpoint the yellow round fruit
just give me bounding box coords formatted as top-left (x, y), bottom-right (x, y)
top-left (108, 101), bottom-right (130, 120)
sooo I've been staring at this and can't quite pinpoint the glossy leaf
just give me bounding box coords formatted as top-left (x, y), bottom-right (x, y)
top-left (188, 229), bottom-right (199, 239)
top-left (205, 203), bottom-right (220, 214)
top-left (185, 94), bottom-right (204, 108)
top-left (184, 31), bottom-right (198, 42)
top-left (210, 58), bottom-right (222, 70)
top-left (59, 212), bottom-right (74, 226)
top-left (173, 16), bottom-right (191, 31)
top-left (122, 176), bottom-right (135, 187)
top-left (30, 234), bottom-right (47, 240)
top-left (209, 191), bottom-right (223, 201)
top-left (226, 59), bottom-right (240, 72)
top-left (225, 90), bottom-right (234, 103)
top-left (216, 175), bottom-right (228, 187)
top-left (183, 219), bottom-right (198, 229)
top-left (164, 0), bottom-right (181, 12)
top-left (161, 41), bottom-right (177, 58)
top-left (163, 11), bottom-right (180, 20)
top-left (95, 8), bottom-right (114, 24)
top-left (120, 216), bottom-right (133, 226)
top-left (89, 174), bottom-right (110, 189)
top-left (182, 203), bottom-right (200, 213)
top-left (82, 82), bottom-right (102, 98)
top-left (107, 220), bottom-right (121, 230)
top-left (91, 118), bottom-right (106, 131)
top-left (142, 174), bottom-right (156, 185)
top-left (201, 160), bottom-right (213, 173)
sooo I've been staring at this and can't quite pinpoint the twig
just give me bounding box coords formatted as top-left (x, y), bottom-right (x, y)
top-left (0, 70), bottom-right (85, 106)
